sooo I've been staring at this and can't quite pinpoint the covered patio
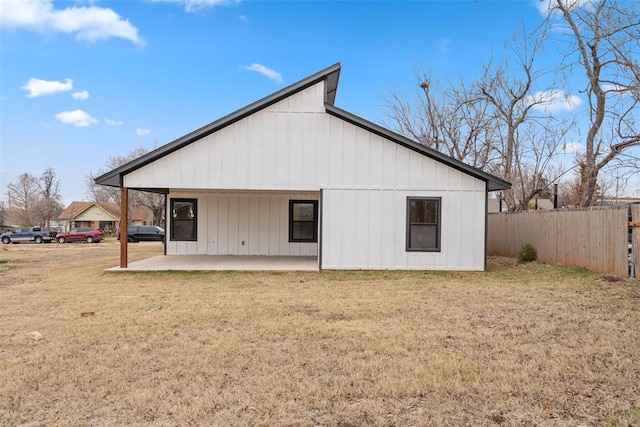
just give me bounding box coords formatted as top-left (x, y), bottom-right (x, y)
top-left (106, 255), bottom-right (319, 272)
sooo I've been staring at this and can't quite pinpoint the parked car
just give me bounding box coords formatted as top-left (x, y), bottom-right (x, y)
top-left (56, 228), bottom-right (104, 244)
top-left (117, 226), bottom-right (165, 243)
top-left (1, 226), bottom-right (55, 244)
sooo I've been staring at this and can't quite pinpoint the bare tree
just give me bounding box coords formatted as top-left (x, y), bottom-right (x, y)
top-left (87, 147), bottom-right (165, 226)
top-left (6, 173), bottom-right (39, 225)
top-left (384, 72), bottom-right (498, 170)
top-left (385, 25), bottom-right (572, 211)
top-left (548, 0), bottom-right (640, 206)
top-left (34, 168), bottom-right (63, 228)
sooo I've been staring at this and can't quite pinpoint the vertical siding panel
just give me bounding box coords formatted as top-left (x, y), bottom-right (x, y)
top-left (342, 124), bottom-right (357, 188)
top-left (279, 194), bottom-right (291, 255)
top-left (235, 119), bottom-right (249, 188)
top-left (262, 112), bottom-right (277, 187)
top-left (354, 190), bottom-right (369, 267)
top-left (329, 190), bottom-right (344, 267)
top-left (288, 90), bottom-right (302, 111)
top-left (395, 147), bottom-right (409, 188)
top-left (445, 193), bottom-right (463, 269)
top-left (367, 190), bottom-right (382, 268)
top-left (433, 162), bottom-right (447, 189)
top-left (276, 113), bottom-right (289, 189)
top-left (302, 113), bottom-right (317, 190)
top-left (356, 129), bottom-right (369, 187)
top-left (316, 114), bottom-right (330, 187)
top-left (382, 143), bottom-right (396, 189)
top-left (217, 194), bottom-right (229, 254)
top-left (368, 135), bottom-right (383, 189)
top-left (269, 194), bottom-right (280, 255)
top-left (381, 190), bottom-right (396, 268)
top-left (208, 134), bottom-right (223, 188)
top-left (289, 113), bottom-right (304, 190)
top-left (220, 128), bottom-right (235, 188)
top-left (329, 118), bottom-right (343, 188)
top-left (258, 193), bottom-right (270, 255)
top-left (238, 194), bottom-right (249, 255)
top-left (394, 191), bottom-right (407, 268)
top-left (207, 194), bottom-right (217, 254)
top-left (248, 114), bottom-right (263, 188)
top-left (342, 189), bottom-right (356, 267)
top-left (180, 145), bottom-right (196, 188)
top-left (409, 151), bottom-right (422, 187)
top-left (194, 139), bottom-right (208, 188)
top-left (227, 194), bottom-right (239, 254)
top-left (320, 190), bottom-right (335, 268)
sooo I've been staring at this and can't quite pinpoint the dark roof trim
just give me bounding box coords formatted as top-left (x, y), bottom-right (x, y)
top-left (95, 63), bottom-right (342, 187)
top-left (324, 104), bottom-right (511, 192)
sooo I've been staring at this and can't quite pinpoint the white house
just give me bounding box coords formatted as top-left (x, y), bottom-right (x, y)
top-left (96, 63), bottom-right (510, 270)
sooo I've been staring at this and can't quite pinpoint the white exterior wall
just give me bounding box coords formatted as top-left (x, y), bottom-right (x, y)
top-left (321, 189), bottom-right (486, 270)
top-left (122, 82), bottom-right (485, 195)
top-left (166, 191), bottom-right (318, 257)
top-left (122, 80), bottom-right (489, 269)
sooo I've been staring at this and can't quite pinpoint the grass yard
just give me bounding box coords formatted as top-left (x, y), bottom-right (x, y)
top-left (0, 241), bottom-right (639, 426)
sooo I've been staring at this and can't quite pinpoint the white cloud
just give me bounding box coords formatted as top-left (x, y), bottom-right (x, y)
top-left (71, 90), bottom-right (90, 100)
top-left (242, 63), bottom-right (283, 84)
top-left (149, 0), bottom-right (235, 12)
top-left (529, 90), bottom-right (582, 113)
top-left (136, 128), bottom-right (151, 136)
top-left (535, 0), bottom-right (595, 16)
top-left (105, 118), bottom-right (123, 126)
top-left (22, 78), bottom-right (73, 98)
top-left (54, 109), bottom-right (98, 127)
top-left (0, 0), bottom-right (144, 46)
top-left (561, 142), bottom-right (584, 155)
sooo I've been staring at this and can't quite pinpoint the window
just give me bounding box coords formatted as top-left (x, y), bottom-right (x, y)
top-left (289, 200), bottom-right (318, 243)
top-left (170, 198), bottom-right (197, 241)
top-left (406, 197), bottom-right (441, 251)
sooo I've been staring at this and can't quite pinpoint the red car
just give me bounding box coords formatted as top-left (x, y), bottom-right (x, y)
top-left (56, 228), bottom-right (104, 244)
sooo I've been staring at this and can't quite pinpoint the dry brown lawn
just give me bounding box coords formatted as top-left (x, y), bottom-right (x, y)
top-left (0, 240), bottom-right (638, 426)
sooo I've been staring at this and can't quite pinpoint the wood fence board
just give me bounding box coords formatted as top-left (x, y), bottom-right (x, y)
top-left (488, 206), bottom-right (629, 276)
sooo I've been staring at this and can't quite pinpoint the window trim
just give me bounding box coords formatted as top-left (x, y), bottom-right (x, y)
top-left (170, 198), bottom-right (198, 242)
top-left (406, 196), bottom-right (441, 252)
top-left (289, 200), bottom-right (318, 243)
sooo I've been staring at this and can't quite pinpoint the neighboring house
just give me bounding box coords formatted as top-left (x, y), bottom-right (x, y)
top-left (96, 63), bottom-right (510, 270)
top-left (59, 201), bottom-right (153, 233)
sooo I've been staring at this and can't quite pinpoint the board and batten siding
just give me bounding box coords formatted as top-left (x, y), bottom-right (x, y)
top-left (124, 79), bottom-right (488, 269)
top-left (166, 191), bottom-right (318, 257)
top-left (122, 81), bottom-right (485, 194)
top-left (321, 189), bottom-right (486, 270)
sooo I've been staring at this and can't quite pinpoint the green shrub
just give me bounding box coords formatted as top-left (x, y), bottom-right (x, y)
top-left (518, 243), bottom-right (537, 263)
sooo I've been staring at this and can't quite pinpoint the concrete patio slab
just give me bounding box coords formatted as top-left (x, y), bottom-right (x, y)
top-left (106, 255), bottom-right (319, 272)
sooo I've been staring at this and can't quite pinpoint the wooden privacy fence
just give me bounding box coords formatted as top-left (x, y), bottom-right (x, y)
top-left (488, 204), bottom-right (640, 277)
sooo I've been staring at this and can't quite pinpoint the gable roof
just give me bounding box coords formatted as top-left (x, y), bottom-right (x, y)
top-left (95, 62), bottom-right (510, 192)
top-left (59, 201), bottom-right (151, 221)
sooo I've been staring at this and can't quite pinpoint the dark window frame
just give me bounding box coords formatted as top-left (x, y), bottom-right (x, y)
top-left (170, 198), bottom-right (198, 242)
top-left (406, 197), bottom-right (441, 252)
top-left (289, 200), bottom-right (318, 243)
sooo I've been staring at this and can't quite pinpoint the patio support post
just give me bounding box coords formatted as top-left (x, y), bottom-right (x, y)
top-left (120, 187), bottom-right (128, 268)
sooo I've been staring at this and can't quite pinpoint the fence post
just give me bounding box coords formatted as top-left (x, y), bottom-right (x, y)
top-left (632, 204), bottom-right (640, 278)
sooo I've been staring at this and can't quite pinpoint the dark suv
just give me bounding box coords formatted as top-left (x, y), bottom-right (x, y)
top-left (118, 226), bottom-right (165, 243)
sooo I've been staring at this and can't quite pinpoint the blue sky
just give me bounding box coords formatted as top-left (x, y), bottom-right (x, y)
top-left (1, 0), bottom-right (559, 205)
